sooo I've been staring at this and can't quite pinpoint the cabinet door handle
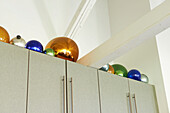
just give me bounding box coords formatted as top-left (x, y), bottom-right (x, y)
top-left (62, 76), bottom-right (65, 113)
top-left (69, 78), bottom-right (73, 113)
top-left (132, 94), bottom-right (138, 113)
top-left (127, 92), bottom-right (132, 113)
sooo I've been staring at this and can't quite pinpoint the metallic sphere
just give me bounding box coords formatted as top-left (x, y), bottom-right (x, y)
top-left (43, 48), bottom-right (55, 56)
top-left (141, 74), bottom-right (149, 83)
top-left (46, 37), bottom-right (79, 62)
top-left (0, 26), bottom-right (10, 43)
top-left (99, 64), bottom-right (109, 72)
top-left (25, 40), bottom-right (43, 53)
top-left (127, 69), bottom-right (141, 81)
top-left (108, 65), bottom-right (114, 74)
top-left (112, 64), bottom-right (128, 77)
top-left (10, 35), bottom-right (26, 47)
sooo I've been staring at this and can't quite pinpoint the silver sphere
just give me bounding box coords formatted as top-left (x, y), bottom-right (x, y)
top-left (10, 35), bottom-right (26, 47)
top-left (141, 74), bottom-right (149, 83)
top-left (99, 64), bottom-right (110, 72)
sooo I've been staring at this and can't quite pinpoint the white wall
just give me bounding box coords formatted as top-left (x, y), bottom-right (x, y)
top-left (0, 0), bottom-right (81, 47)
top-left (156, 27), bottom-right (170, 113)
top-left (111, 38), bottom-right (169, 113)
top-left (149, 0), bottom-right (165, 10)
top-left (0, 0), bottom-right (48, 46)
top-left (41, 0), bottom-right (82, 38)
top-left (73, 0), bottom-right (111, 58)
top-left (108, 0), bottom-right (150, 36)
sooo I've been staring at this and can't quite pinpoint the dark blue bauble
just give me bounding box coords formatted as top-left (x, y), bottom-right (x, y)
top-left (127, 69), bottom-right (141, 81)
top-left (25, 40), bottom-right (43, 52)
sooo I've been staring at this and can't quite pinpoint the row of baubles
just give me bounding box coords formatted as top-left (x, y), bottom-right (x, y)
top-left (99, 64), bottom-right (149, 83)
top-left (0, 26), bottom-right (149, 83)
top-left (0, 26), bottom-right (79, 62)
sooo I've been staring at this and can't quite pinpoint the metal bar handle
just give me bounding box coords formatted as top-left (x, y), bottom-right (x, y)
top-left (132, 94), bottom-right (138, 113)
top-left (62, 76), bottom-right (65, 113)
top-left (70, 78), bottom-right (73, 113)
top-left (127, 92), bottom-right (132, 113)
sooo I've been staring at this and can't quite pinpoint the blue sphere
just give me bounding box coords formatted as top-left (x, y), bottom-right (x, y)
top-left (127, 69), bottom-right (141, 81)
top-left (25, 40), bottom-right (43, 52)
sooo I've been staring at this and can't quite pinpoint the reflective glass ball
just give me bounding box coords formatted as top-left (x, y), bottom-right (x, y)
top-left (141, 74), bottom-right (149, 83)
top-left (46, 37), bottom-right (79, 62)
top-left (25, 40), bottom-right (43, 52)
top-left (10, 35), bottom-right (26, 47)
top-left (0, 26), bottom-right (10, 43)
top-left (127, 69), bottom-right (141, 81)
top-left (112, 64), bottom-right (128, 77)
top-left (99, 64), bottom-right (109, 72)
top-left (43, 48), bottom-right (55, 56)
top-left (107, 65), bottom-right (114, 74)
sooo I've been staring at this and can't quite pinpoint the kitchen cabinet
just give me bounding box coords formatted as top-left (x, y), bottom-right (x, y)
top-left (0, 42), bottom-right (159, 113)
top-left (67, 61), bottom-right (100, 113)
top-left (27, 51), bottom-right (100, 113)
top-left (98, 70), bottom-right (159, 113)
top-left (98, 70), bottom-right (130, 113)
top-left (0, 42), bottom-right (28, 113)
top-left (27, 51), bottom-right (66, 113)
top-left (129, 79), bottom-right (159, 113)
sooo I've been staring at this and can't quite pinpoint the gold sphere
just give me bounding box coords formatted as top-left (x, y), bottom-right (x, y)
top-left (108, 65), bottom-right (115, 74)
top-left (46, 37), bottom-right (79, 62)
top-left (0, 26), bottom-right (10, 43)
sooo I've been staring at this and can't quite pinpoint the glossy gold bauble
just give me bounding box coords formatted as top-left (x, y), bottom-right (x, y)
top-left (46, 37), bottom-right (79, 62)
top-left (107, 65), bottom-right (114, 74)
top-left (10, 35), bottom-right (26, 47)
top-left (0, 26), bottom-right (10, 43)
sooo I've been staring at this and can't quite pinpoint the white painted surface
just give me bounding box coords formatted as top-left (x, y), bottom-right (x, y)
top-left (149, 0), bottom-right (165, 10)
top-left (73, 0), bottom-right (111, 58)
top-left (0, 0), bottom-right (48, 46)
top-left (112, 38), bottom-right (169, 113)
top-left (65, 0), bottom-right (97, 38)
top-left (0, 0), bottom-right (82, 47)
top-left (108, 0), bottom-right (150, 35)
top-left (156, 27), bottom-right (170, 113)
top-left (43, 0), bottom-right (82, 38)
top-left (78, 0), bottom-right (170, 67)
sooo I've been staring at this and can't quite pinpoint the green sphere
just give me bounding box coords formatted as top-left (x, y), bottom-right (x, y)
top-left (43, 48), bottom-right (55, 56)
top-left (112, 64), bottom-right (128, 77)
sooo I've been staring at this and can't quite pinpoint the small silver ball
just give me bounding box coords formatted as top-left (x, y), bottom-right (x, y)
top-left (141, 74), bottom-right (149, 83)
top-left (10, 35), bottom-right (26, 47)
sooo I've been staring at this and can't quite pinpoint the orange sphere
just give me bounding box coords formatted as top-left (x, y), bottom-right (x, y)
top-left (108, 65), bottom-right (114, 74)
top-left (46, 37), bottom-right (79, 62)
top-left (0, 26), bottom-right (10, 43)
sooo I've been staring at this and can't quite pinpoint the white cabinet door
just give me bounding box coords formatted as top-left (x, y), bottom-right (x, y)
top-left (28, 51), bottom-right (66, 113)
top-left (0, 42), bottom-right (28, 113)
top-left (67, 61), bottom-right (100, 113)
top-left (129, 79), bottom-right (159, 113)
top-left (98, 71), bottom-right (130, 113)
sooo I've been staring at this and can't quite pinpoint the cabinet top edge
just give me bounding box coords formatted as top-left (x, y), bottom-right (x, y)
top-left (0, 41), bottom-right (28, 52)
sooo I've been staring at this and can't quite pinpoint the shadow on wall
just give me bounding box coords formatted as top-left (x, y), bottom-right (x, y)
top-left (33, 0), bottom-right (57, 39)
